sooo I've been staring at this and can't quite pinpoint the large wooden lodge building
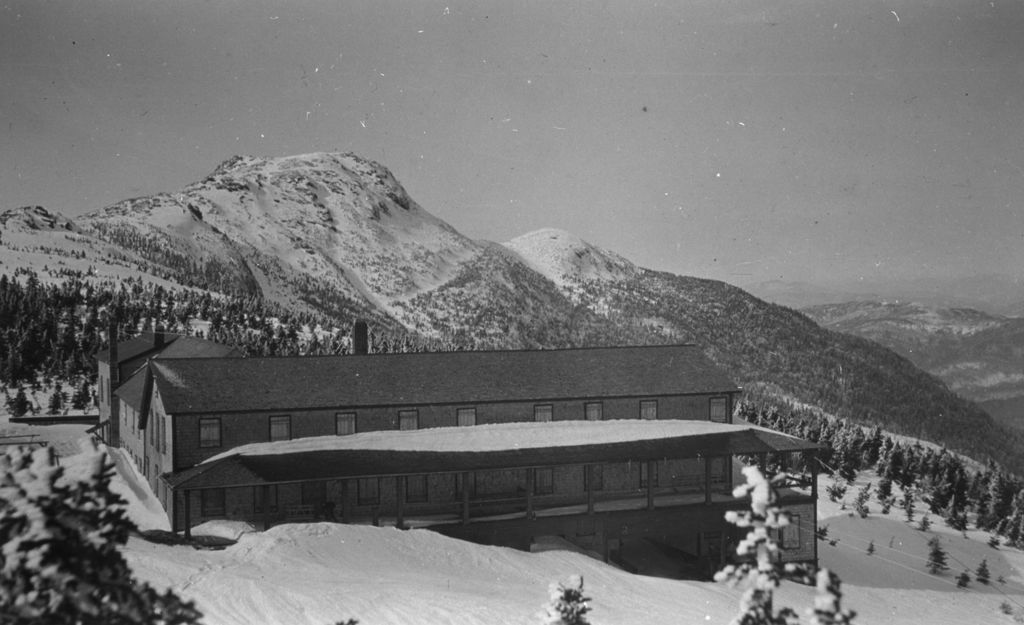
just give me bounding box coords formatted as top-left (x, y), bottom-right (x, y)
top-left (97, 324), bottom-right (818, 577)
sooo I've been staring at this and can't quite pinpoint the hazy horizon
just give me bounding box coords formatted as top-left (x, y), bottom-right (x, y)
top-left (3, 0), bottom-right (1023, 290)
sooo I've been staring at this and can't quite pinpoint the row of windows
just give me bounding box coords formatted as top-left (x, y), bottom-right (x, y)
top-left (199, 413), bottom-right (295, 448)
top-left (196, 397), bottom-right (731, 448)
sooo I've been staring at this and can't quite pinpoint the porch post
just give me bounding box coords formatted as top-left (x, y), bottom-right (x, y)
top-left (646, 461), bottom-right (655, 511)
top-left (526, 468), bottom-right (535, 518)
top-left (262, 484), bottom-right (271, 531)
top-left (586, 465), bottom-right (595, 514)
top-left (396, 476), bottom-right (406, 529)
top-left (169, 488), bottom-right (178, 534)
top-left (341, 480), bottom-right (351, 523)
top-left (704, 457), bottom-right (713, 504)
top-left (461, 471), bottom-right (470, 525)
top-left (183, 490), bottom-right (192, 539)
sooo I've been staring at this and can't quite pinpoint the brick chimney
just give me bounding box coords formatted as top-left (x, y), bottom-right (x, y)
top-left (352, 320), bottom-right (369, 355)
top-left (154, 325), bottom-right (166, 348)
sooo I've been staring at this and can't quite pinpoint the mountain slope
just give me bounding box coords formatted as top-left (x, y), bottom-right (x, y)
top-left (527, 266), bottom-right (1020, 469)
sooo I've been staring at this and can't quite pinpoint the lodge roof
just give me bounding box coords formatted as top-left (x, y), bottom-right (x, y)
top-left (94, 331), bottom-right (177, 364)
top-left (149, 344), bottom-right (741, 415)
top-left (114, 337), bottom-right (242, 411)
top-left (95, 332), bottom-right (241, 365)
top-left (164, 420), bottom-right (818, 490)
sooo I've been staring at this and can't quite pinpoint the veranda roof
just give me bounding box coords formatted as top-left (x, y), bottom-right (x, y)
top-left (165, 420), bottom-right (817, 491)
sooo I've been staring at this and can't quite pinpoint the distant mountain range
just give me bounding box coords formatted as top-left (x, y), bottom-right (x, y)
top-left (746, 276), bottom-right (1024, 318)
top-left (2, 151), bottom-right (1022, 472)
top-left (803, 301), bottom-right (1024, 403)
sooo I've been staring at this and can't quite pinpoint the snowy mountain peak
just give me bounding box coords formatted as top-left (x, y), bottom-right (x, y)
top-left (63, 151), bottom-right (484, 321)
top-left (503, 228), bottom-right (637, 289)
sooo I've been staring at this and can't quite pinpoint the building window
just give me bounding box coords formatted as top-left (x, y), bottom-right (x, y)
top-left (336, 412), bottom-right (356, 436)
top-left (781, 514), bottom-right (801, 549)
top-left (201, 489), bottom-right (226, 516)
top-left (199, 418), bottom-right (221, 448)
top-left (534, 404), bottom-right (553, 422)
top-left (640, 461), bottom-right (658, 488)
top-left (640, 400), bottom-right (658, 420)
top-left (399, 409), bottom-right (419, 431)
top-left (585, 402), bottom-right (602, 421)
top-left (456, 407), bottom-right (476, 427)
top-left (534, 468), bottom-right (554, 495)
top-left (269, 415), bottom-right (291, 441)
top-left (710, 397), bottom-right (729, 423)
top-left (585, 465), bottom-right (604, 491)
top-left (253, 485), bottom-right (278, 514)
top-left (406, 475), bottom-right (428, 503)
top-left (358, 478), bottom-right (380, 505)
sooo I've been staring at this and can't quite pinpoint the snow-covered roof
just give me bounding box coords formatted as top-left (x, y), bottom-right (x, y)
top-left (208, 419), bottom-right (741, 461)
top-left (166, 420), bottom-right (816, 490)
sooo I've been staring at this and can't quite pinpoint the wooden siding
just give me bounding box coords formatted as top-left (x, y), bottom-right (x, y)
top-left (169, 392), bottom-right (735, 470)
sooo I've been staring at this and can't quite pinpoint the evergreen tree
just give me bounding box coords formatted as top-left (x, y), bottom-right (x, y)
top-left (46, 382), bottom-right (65, 414)
top-left (826, 476), bottom-right (847, 503)
top-left (956, 569), bottom-right (970, 588)
top-left (717, 466), bottom-right (857, 625)
top-left (70, 379), bottom-right (92, 411)
top-left (988, 535), bottom-right (1000, 549)
top-left (541, 575), bottom-right (590, 625)
top-left (926, 536), bottom-right (949, 575)
top-left (809, 569), bottom-right (857, 625)
top-left (880, 496), bottom-right (894, 515)
top-left (917, 514), bottom-right (931, 532)
top-left (943, 504), bottom-right (968, 532)
top-left (876, 476), bottom-right (893, 504)
top-left (976, 559), bottom-right (991, 585)
top-left (7, 386), bottom-right (29, 418)
top-left (853, 483), bottom-right (872, 519)
top-left (984, 470), bottom-right (1015, 530)
top-left (901, 487), bottom-right (916, 522)
top-left (0, 442), bottom-right (202, 624)
top-left (866, 540), bottom-right (875, 556)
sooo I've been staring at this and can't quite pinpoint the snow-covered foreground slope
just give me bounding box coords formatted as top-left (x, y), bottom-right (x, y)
top-left (113, 458), bottom-right (1024, 625)
top-left (127, 523), bottom-right (740, 625)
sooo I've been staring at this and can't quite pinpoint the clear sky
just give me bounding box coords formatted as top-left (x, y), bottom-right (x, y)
top-left (2, 0), bottom-right (1022, 287)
